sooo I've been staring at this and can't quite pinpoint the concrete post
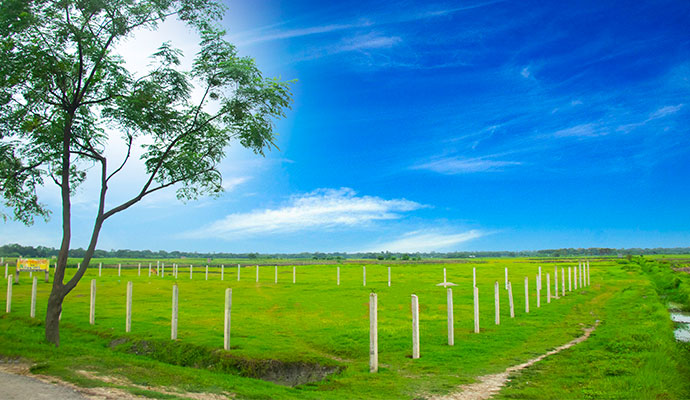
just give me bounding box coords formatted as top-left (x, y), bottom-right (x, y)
top-left (447, 288), bottom-right (454, 346)
top-left (587, 261), bottom-right (591, 286)
top-left (6, 276), bottom-right (11, 313)
top-left (190, 265), bottom-right (193, 280)
top-left (494, 281), bottom-right (500, 325)
top-left (363, 266), bottom-right (366, 286)
top-left (118, 263), bottom-right (121, 277)
top-left (579, 262), bottom-right (583, 288)
top-left (293, 266), bottom-right (296, 284)
top-left (505, 267), bottom-right (508, 289)
top-left (473, 286), bottom-right (479, 333)
top-left (337, 267), bottom-right (340, 286)
top-left (388, 267), bottom-right (391, 287)
top-left (524, 277), bottom-right (529, 313)
top-left (171, 285), bottom-right (178, 340)
top-left (138, 263), bottom-right (141, 276)
top-left (157, 262), bottom-right (160, 276)
top-left (126, 281), bottom-right (132, 332)
top-left (443, 268), bottom-right (447, 284)
top-left (14, 269), bottom-right (18, 284)
top-left (508, 281), bottom-right (515, 318)
top-left (221, 265), bottom-right (224, 281)
top-left (473, 267), bottom-right (476, 288)
top-left (554, 266), bottom-right (559, 299)
top-left (536, 275), bottom-right (541, 308)
top-left (411, 294), bottom-right (420, 359)
top-left (237, 264), bottom-right (240, 281)
top-left (161, 263), bottom-right (165, 277)
top-left (546, 273), bottom-right (551, 303)
top-left (574, 265), bottom-right (578, 290)
top-left (44, 270), bottom-right (49, 283)
top-left (561, 268), bottom-right (565, 297)
top-left (224, 288), bottom-right (232, 350)
top-left (256, 265), bottom-right (259, 282)
top-left (30, 276), bottom-right (37, 318)
top-left (98, 262), bottom-right (102, 277)
top-left (538, 266), bottom-right (542, 290)
top-left (148, 263), bottom-right (152, 277)
top-left (89, 279), bottom-right (96, 325)
top-left (274, 266), bottom-right (277, 284)
top-left (4, 263), bottom-right (7, 279)
top-left (369, 293), bottom-right (378, 373)
top-left (568, 266), bottom-right (572, 291)
top-left (206, 265), bottom-right (209, 281)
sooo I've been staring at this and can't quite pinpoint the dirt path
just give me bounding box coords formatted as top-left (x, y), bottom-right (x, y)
top-left (429, 321), bottom-right (600, 400)
top-left (0, 370), bottom-right (86, 400)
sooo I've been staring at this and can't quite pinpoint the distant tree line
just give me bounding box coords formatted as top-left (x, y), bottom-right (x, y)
top-left (1, 243), bottom-right (688, 259)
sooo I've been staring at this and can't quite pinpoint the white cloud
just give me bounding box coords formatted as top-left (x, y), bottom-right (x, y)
top-left (649, 104), bottom-right (683, 119)
top-left (364, 229), bottom-right (485, 252)
top-left (412, 156), bottom-right (521, 174)
top-left (520, 66), bottom-right (531, 78)
top-left (552, 123), bottom-right (600, 137)
top-left (182, 188), bottom-right (424, 238)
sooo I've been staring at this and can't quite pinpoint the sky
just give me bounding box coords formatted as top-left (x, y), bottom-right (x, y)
top-left (3, 0), bottom-right (690, 253)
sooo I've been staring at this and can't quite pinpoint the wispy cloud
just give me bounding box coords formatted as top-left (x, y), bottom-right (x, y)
top-left (235, 1), bottom-right (505, 46)
top-left (364, 229), bottom-right (485, 252)
top-left (552, 123), bottom-right (601, 137)
top-left (182, 188), bottom-right (424, 238)
top-left (412, 156), bottom-right (521, 174)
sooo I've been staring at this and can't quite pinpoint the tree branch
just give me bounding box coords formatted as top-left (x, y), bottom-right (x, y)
top-left (105, 135), bottom-right (133, 183)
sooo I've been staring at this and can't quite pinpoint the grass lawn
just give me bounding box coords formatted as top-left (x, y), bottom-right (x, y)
top-left (1, 256), bottom-right (688, 399)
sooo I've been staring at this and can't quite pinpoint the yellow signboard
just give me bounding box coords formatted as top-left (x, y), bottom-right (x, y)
top-left (17, 258), bottom-right (50, 271)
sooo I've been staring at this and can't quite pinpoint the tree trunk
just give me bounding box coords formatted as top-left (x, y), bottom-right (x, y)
top-left (45, 288), bottom-right (66, 346)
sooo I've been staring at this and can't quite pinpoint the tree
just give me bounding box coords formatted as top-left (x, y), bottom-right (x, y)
top-left (0, 0), bottom-right (293, 346)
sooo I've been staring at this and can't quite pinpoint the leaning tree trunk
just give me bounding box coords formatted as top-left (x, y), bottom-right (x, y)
top-left (45, 287), bottom-right (67, 346)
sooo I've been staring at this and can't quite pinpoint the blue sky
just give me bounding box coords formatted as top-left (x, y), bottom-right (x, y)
top-left (3, 0), bottom-right (690, 253)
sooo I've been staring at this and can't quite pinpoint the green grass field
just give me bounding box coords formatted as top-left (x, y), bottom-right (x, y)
top-left (1, 256), bottom-right (689, 399)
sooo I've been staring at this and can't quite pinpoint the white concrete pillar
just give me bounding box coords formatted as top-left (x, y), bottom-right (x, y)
top-left (221, 265), bottom-right (224, 281)
top-left (568, 266), bottom-right (572, 291)
top-left (411, 294), bottom-right (420, 359)
top-left (473, 267), bottom-right (476, 288)
top-left (256, 265), bottom-right (259, 282)
top-left (363, 266), bottom-right (366, 286)
top-left (89, 279), bottom-right (96, 325)
top-left (171, 285), bottom-right (178, 340)
top-left (30, 276), bottom-right (37, 318)
top-left (538, 266), bottom-right (542, 290)
top-left (369, 293), bottom-right (378, 373)
top-left (505, 267), bottom-right (508, 290)
top-left (206, 265), bottom-right (209, 281)
top-left (98, 262), bottom-right (102, 277)
top-left (574, 265), bottom-right (578, 290)
top-left (118, 263), bottom-right (121, 277)
top-left (148, 263), bottom-right (151, 277)
top-left (524, 277), bottom-right (529, 313)
top-left (224, 288), bottom-right (232, 350)
top-left (546, 273), bottom-right (551, 303)
top-left (579, 262), bottom-right (583, 288)
top-left (388, 267), bottom-right (391, 287)
top-left (6, 276), bottom-right (11, 313)
top-left (508, 281), bottom-right (514, 318)
top-left (138, 263), bottom-right (141, 276)
top-left (4, 263), bottom-right (7, 279)
top-left (237, 264), bottom-right (240, 281)
top-left (554, 267), bottom-right (559, 299)
top-left (274, 266), bottom-right (278, 284)
top-left (494, 281), bottom-right (500, 325)
top-left (561, 268), bottom-right (565, 297)
top-left (473, 286), bottom-right (479, 333)
top-left (190, 264), bottom-right (193, 280)
top-left (293, 266), bottom-right (296, 284)
top-left (443, 268), bottom-right (447, 284)
top-left (161, 263), bottom-right (165, 277)
top-left (337, 267), bottom-right (340, 286)
top-left (587, 261), bottom-right (591, 286)
top-left (447, 288), bottom-right (454, 346)
top-left (536, 275), bottom-right (541, 308)
top-left (126, 281), bottom-right (133, 332)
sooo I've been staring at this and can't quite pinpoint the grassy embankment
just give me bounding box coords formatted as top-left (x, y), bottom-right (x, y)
top-left (0, 257), bottom-right (688, 399)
